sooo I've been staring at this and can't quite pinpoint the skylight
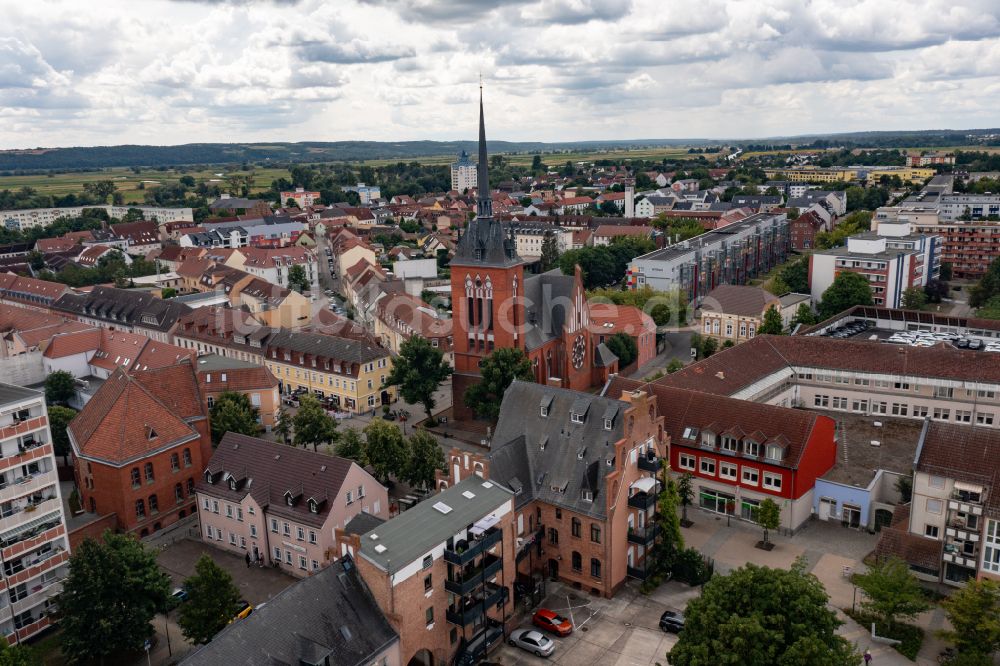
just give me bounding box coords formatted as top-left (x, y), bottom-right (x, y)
top-left (433, 502), bottom-right (453, 514)
top-left (462, 491), bottom-right (476, 499)
top-left (374, 544), bottom-right (387, 554)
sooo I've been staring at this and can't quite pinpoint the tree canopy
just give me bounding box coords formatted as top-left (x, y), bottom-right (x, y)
top-left (363, 419), bottom-right (408, 483)
top-left (853, 556), bottom-right (931, 629)
top-left (606, 332), bottom-right (638, 367)
top-left (778, 257), bottom-right (810, 294)
top-left (971, 256), bottom-right (1000, 309)
top-left (59, 532), bottom-right (171, 664)
top-left (405, 431), bottom-right (445, 491)
top-left (209, 391), bottom-right (260, 446)
top-left (48, 405), bottom-right (77, 466)
top-left (178, 555), bottom-right (242, 645)
top-left (667, 562), bottom-right (857, 666)
top-left (819, 271), bottom-right (873, 319)
top-left (293, 394), bottom-right (337, 451)
top-left (758, 305), bottom-right (784, 335)
top-left (382, 336), bottom-right (452, 421)
top-left (287, 264), bottom-right (310, 292)
top-left (939, 578), bottom-right (1000, 662)
top-left (334, 427), bottom-right (367, 465)
top-left (463, 347), bottom-right (534, 420)
top-left (44, 370), bottom-right (76, 405)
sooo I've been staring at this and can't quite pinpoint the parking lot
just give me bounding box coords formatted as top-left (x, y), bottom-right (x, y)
top-left (490, 581), bottom-right (699, 666)
top-left (818, 321), bottom-right (1000, 351)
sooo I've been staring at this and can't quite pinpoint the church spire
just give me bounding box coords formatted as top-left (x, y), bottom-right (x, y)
top-left (476, 83), bottom-right (493, 220)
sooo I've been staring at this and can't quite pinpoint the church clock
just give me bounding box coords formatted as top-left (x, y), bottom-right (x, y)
top-left (571, 333), bottom-right (586, 369)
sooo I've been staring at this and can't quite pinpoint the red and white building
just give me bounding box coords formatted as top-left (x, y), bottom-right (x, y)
top-left (280, 188), bottom-right (321, 208)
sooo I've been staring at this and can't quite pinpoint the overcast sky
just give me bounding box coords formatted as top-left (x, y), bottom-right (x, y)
top-left (2, 0), bottom-right (999, 149)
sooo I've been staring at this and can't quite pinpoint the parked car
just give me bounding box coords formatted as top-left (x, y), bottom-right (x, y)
top-left (508, 628), bottom-right (556, 658)
top-left (659, 610), bottom-right (685, 633)
top-left (171, 587), bottom-right (189, 604)
top-left (231, 599), bottom-right (253, 622)
top-left (532, 608), bottom-right (573, 636)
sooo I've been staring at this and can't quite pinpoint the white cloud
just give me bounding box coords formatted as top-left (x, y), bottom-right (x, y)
top-left (0, 0), bottom-right (998, 148)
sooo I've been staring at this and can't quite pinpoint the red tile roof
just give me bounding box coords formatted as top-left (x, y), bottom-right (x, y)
top-left (69, 365), bottom-right (203, 465)
top-left (588, 305), bottom-right (655, 337)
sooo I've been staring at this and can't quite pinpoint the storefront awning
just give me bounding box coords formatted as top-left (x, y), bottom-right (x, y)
top-left (954, 481), bottom-right (983, 494)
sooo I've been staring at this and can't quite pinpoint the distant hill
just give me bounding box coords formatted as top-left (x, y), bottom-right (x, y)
top-left (1, 128), bottom-right (998, 171)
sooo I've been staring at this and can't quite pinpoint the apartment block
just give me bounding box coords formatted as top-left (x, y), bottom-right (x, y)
top-left (197, 433), bottom-right (387, 576)
top-left (336, 476), bottom-right (518, 666)
top-left (627, 213), bottom-right (790, 306)
top-left (809, 222), bottom-right (939, 308)
top-left (451, 151), bottom-right (478, 193)
top-left (0, 385), bottom-right (70, 643)
top-left (0, 206), bottom-right (193, 231)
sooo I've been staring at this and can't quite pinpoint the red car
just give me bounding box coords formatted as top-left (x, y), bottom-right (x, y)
top-left (532, 608), bottom-right (573, 636)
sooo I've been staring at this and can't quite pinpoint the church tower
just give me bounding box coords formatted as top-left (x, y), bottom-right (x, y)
top-left (450, 88), bottom-right (526, 420)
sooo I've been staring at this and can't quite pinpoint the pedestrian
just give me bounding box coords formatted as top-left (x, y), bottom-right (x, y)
top-left (863, 648), bottom-right (872, 664)
top-left (245, 552), bottom-right (251, 568)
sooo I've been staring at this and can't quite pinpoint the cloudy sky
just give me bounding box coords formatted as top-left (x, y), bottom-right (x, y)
top-left (2, 0), bottom-right (999, 149)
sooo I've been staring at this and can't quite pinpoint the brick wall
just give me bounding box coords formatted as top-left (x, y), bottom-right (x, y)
top-left (68, 513), bottom-right (117, 550)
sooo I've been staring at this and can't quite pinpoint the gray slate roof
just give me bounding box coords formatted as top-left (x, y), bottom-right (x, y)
top-left (359, 476), bottom-right (513, 573)
top-left (0, 384), bottom-right (40, 408)
top-left (267, 328), bottom-right (388, 365)
top-left (487, 380), bottom-right (628, 519)
top-left (51, 286), bottom-right (192, 333)
top-left (181, 557), bottom-right (397, 666)
top-left (522, 270), bottom-right (575, 351)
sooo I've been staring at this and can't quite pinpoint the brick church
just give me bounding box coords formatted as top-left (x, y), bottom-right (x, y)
top-left (451, 92), bottom-right (618, 419)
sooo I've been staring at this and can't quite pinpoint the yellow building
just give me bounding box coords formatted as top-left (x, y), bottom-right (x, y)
top-left (264, 329), bottom-right (395, 413)
top-left (865, 167), bottom-right (935, 183)
top-left (763, 168), bottom-right (853, 183)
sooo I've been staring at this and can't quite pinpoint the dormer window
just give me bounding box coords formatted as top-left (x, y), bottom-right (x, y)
top-left (308, 500), bottom-right (317, 513)
top-left (701, 432), bottom-right (716, 448)
top-left (205, 471), bottom-right (213, 484)
top-left (744, 440), bottom-right (760, 457)
top-left (603, 418), bottom-right (613, 431)
top-left (571, 411), bottom-right (584, 424)
top-left (721, 436), bottom-right (738, 453)
top-left (582, 490), bottom-right (593, 502)
top-left (765, 445), bottom-right (783, 461)
top-left (540, 406), bottom-right (548, 417)
top-left (286, 495), bottom-right (294, 506)
top-left (229, 479), bottom-right (237, 491)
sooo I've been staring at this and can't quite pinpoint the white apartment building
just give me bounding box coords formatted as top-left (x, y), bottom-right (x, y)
top-left (511, 224), bottom-right (571, 257)
top-left (451, 151), bottom-right (478, 193)
top-left (0, 385), bottom-right (70, 643)
top-left (1, 206), bottom-right (193, 231)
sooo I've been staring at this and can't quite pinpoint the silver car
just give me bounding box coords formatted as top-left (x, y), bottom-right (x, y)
top-left (508, 628), bottom-right (556, 658)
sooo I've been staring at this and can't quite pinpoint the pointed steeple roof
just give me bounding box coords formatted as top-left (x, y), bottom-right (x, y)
top-left (452, 86), bottom-right (523, 269)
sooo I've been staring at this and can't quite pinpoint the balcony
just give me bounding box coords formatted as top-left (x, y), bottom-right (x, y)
top-left (446, 583), bottom-right (508, 626)
top-left (445, 554), bottom-right (503, 596)
top-left (444, 527), bottom-right (502, 566)
top-left (0, 473), bottom-right (56, 505)
top-left (626, 566), bottom-right (649, 580)
top-left (515, 525), bottom-right (544, 564)
top-left (628, 490), bottom-right (660, 511)
top-left (627, 524), bottom-right (660, 545)
top-left (0, 499), bottom-right (60, 536)
top-left (638, 454), bottom-right (662, 474)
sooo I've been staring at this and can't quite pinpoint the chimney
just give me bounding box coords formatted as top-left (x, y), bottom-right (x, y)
top-left (547, 377), bottom-right (563, 388)
top-left (715, 371), bottom-right (726, 380)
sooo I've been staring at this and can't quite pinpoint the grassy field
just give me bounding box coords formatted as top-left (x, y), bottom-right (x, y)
top-left (0, 167), bottom-right (287, 204)
top-left (0, 145), bottom-right (720, 203)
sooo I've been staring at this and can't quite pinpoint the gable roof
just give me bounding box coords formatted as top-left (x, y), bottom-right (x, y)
top-left (702, 284), bottom-right (780, 318)
top-left (199, 433), bottom-right (362, 527)
top-left (69, 365), bottom-right (202, 465)
top-left (51, 286), bottom-right (192, 333)
top-left (488, 380), bottom-right (629, 518)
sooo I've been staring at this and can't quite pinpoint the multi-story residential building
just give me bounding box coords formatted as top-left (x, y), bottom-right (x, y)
top-left (451, 150), bottom-right (478, 193)
top-left (342, 183), bottom-right (381, 205)
top-left (510, 224), bottom-right (572, 257)
top-left (627, 212), bottom-right (790, 306)
top-left (171, 306), bottom-right (274, 365)
top-left (877, 420), bottom-right (1000, 587)
top-left (241, 246), bottom-right (317, 290)
top-left (197, 433), bottom-right (387, 575)
top-left (591, 224), bottom-right (656, 247)
top-left (193, 355), bottom-right (280, 428)
top-left (764, 166), bottom-right (934, 184)
top-left (699, 284), bottom-right (780, 344)
top-left (50, 286), bottom-right (192, 343)
top-left (279, 188), bottom-right (321, 208)
top-left (439, 382), bottom-right (667, 594)
top-left (936, 194), bottom-right (1000, 221)
top-left (907, 152), bottom-right (955, 167)
top-left (0, 384), bottom-right (70, 644)
top-left (264, 329), bottom-right (395, 412)
top-left (69, 363), bottom-right (210, 535)
top-left (372, 292), bottom-right (454, 365)
top-left (336, 475), bottom-right (517, 666)
top-left (0, 273), bottom-right (70, 312)
top-left (0, 205), bottom-right (193, 231)
top-left (874, 205), bottom-right (1000, 279)
top-left (808, 222), bottom-right (940, 308)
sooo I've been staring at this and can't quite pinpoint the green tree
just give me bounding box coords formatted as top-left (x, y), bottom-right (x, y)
top-left (405, 430), bottom-right (445, 491)
top-left (363, 419), bottom-right (408, 483)
top-left (779, 257), bottom-right (810, 294)
top-left (938, 579), bottom-right (1000, 661)
top-left (853, 556), bottom-right (931, 630)
top-left (819, 271), bottom-right (873, 319)
top-left (666, 358), bottom-right (684, 374)
top-left (939, 262), bottom-right (953, 282)
top-left (758, 304), bottom-right (784, 335)
top-left (539, 229), bottom-right (560, 272)
top-left (651, 466), bottom-right (683, 575)
top-left (160, 287), bottom-right (177, 299)
top-left (48, 405), bottom-right (77, 466)
top-left (668, 562), bottom-right (856, 666)
top-left (59, 532), bottom-right (171, 664)
top-left (83, 179), bottom-right (117, 203)
top-left (757, 498), bottom-right (780, 547)
top-left (607, 332), bottom-right (638, 367)
top-left (334, 427), bottom-right (367, 465)
top-left (178, 555), bottom-right (241, 645)
top-left (209, 391), bottom-right (260, 446)
top-left (531, 154), bottom-right (545, 173)
top-left (791, 302), bottom-right (818, 328)
top-left (649, 302), bottom-right (671, 326)
top-left (701, 336), bottom-right (718, 358)
top-left (977, 295), bottom-right (1000, 320)
top-left (287, 264), bottom-right (310, 292)
top-left (894, 472), bottom-right (913, 503)
top-left (969, 256), bottom-right (1000, 307)
top-left (464, 347), bottom-right (534, 421)
top-left (0, 639), bottom-right (35, 666)
top-left (274, 406), bottom-right (292, 443)
top-left (293, 394), bottom-right (337, 451)
top-left (382, 336), bottom-right (452, 422)
top-left (901, 286), bottom-right (927, 310)
top-left (678, 472), bottom-right (694, 525)
top-left (44, 369), bottom-right (76, 405)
